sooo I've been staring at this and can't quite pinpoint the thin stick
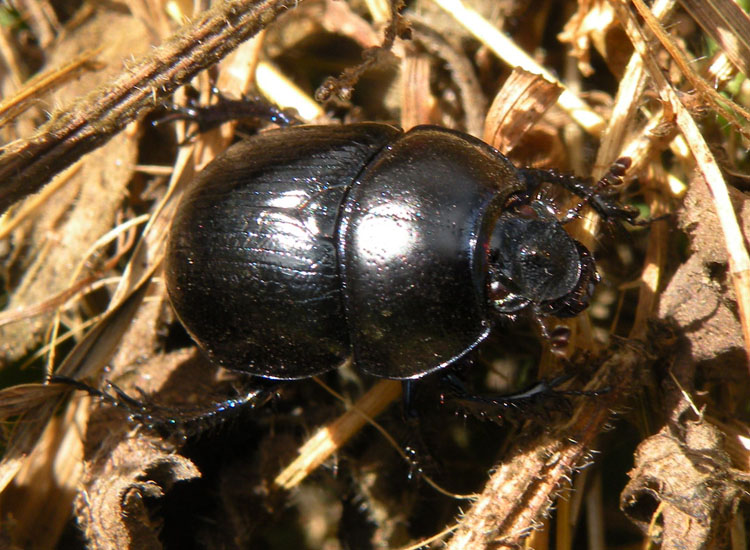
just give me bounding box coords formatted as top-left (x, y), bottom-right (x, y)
top-left (0, 0), bottom-right (303, 214)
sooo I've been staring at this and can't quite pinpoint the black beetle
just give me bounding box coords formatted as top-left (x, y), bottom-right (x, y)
top-left (165, 122), bottom-right (637, 385)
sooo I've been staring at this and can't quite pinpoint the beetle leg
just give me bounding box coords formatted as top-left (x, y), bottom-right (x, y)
top-left (438, 372), bottom-right (582, 424)
top-left (518, 157), bottom-right (643, 225)
top-left (153, 89), bottom-right (301, 138)
top-left (399, 381), bottom-right (441, 476)
top-left (401, 380), bottom-right (420, 419)
top-left (50, 375), bottom-right (278, 439)
top-left (109, 379), bottom-right (279, 439)
top-left (49, 375), bottom-right (121, 405)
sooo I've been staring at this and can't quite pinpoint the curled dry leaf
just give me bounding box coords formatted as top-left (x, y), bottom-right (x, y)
top-left (621, 420), bottom-right (750, 549)
top-left (77, 436), bottom-right (201, 550)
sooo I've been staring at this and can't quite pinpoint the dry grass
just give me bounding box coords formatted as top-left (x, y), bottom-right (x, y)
top-left (0, 0), bottom-right (749, 548)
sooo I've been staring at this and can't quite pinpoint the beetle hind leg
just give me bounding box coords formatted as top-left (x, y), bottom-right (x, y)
top-left (49, 375), bottom-right (279, 439)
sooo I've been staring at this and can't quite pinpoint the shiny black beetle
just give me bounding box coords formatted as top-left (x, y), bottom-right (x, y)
top-left (165, 123), bottom-right (638, 383)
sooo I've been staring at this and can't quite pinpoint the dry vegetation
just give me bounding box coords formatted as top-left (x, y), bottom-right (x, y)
top-left (0, 0), bottom-right (749, 548)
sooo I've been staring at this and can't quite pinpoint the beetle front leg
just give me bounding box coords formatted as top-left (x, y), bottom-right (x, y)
top-left (518, 157), bottom-right (642, 225)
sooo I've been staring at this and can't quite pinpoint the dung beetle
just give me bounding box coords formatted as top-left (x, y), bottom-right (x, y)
top-left (165, 123), bottom-right (639, 385)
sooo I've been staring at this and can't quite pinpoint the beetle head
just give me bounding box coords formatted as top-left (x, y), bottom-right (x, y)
top-left (487, 200), bottom-right (600, 318)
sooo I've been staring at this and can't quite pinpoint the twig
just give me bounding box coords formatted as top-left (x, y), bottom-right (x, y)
top-left (0, 0), bottom-right (302, 214)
